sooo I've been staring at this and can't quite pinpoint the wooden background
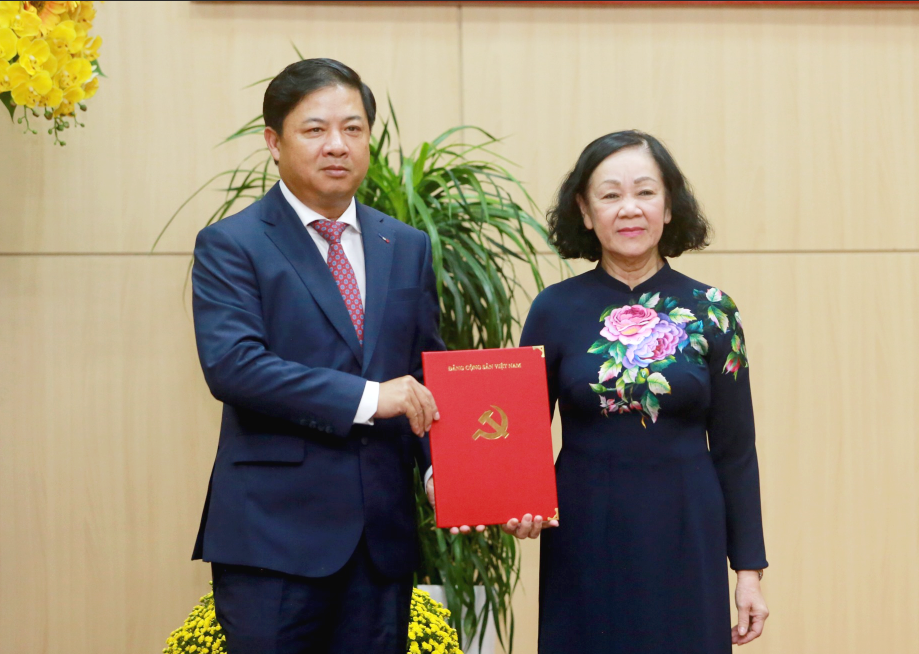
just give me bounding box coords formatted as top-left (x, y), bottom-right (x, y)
top-left (1, 2), bottom-right (917, 652)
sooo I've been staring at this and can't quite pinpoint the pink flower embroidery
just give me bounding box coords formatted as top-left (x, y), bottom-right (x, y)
top-left (601, 305), bottom-right (660, 345)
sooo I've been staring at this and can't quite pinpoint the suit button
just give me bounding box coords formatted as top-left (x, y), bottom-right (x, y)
top-left (361, 437), bottom-right (369, 445)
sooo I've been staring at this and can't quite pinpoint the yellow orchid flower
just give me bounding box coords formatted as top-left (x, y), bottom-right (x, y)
top-left (40, 47), bottom-right (57, 73)
top-left (0, 58), bottom-right (11, 92)
top-left (66, 20), bottom-right (85, 53)
top-left (11, 68), bottom-right (52, 107)
top-left (82, 33), bottom-right (99, 61)
top-left (0, 25), bottom-right (16, 60)
top-left (81, 73), bottom-right (97, 98)
top-left (41, 81), bottom-right (62, 107)
top-left (0, 2), bottom-right (18, 30)
top-left (10, 5), bottom-right (42, 37)
top-left (55, 54), bottom-right (88, 87)
top-left (3, 59), bottom-right (28, 89)
top-left (17, 35), bottom-right (51, 74)
top-left (49, 18), bottom-right (75, 45)
top-left (47, 35), bottom-right (68, 62)
top-left (52, 80), bottom-right (82, 115)
top-left (74, 1), bottom-right (94, 27)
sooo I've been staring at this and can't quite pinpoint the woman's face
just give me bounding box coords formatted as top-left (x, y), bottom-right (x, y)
top-left (578, 146), bottom-right (671, 263)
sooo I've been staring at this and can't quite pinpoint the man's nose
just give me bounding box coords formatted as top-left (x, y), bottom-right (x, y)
top-left (323, 129), bottom-right (348, 156)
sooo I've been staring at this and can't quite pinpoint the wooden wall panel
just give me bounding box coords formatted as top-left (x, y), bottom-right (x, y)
top-left (0, 1), bottom-right (461, 254)
top-left (461, 5), bottom-right (919, 252)
top-left (506, 251), bottom-right (919, 654)
top-left (0, 255), bottom-right (220, 654)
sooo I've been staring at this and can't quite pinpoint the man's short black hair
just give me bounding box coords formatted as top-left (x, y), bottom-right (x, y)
top-left (263, 58), bottom-right (377, 134)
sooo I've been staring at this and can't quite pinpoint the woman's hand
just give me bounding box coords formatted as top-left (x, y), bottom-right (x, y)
top-left (501, 514), bottom-right (559, 540)
top-left (426, 478), bottom-right (559, 537)
top-left (732, 570), bottom-right (769, 645)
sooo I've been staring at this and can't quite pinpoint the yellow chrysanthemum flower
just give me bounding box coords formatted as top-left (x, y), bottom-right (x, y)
top-left (30, 0), bottom-right (69, 34)
top-left (16, 35), bottom-right (50, 74)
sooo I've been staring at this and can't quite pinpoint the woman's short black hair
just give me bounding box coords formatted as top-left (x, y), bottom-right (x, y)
top-left (547, 130), bottom-right (710, 260)
top-left (263, 58), bottom-right (377, 135)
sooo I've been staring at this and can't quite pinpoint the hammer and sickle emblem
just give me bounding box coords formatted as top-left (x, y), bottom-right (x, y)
top-left (472, 405), bottom-right (509, 440)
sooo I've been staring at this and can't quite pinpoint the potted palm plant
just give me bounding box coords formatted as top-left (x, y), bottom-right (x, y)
top-left (158, 92), bottom-right (554, 653)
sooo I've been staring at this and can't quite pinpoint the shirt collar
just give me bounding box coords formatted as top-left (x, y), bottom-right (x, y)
top-left (279, 179), bottom-right (360, 233)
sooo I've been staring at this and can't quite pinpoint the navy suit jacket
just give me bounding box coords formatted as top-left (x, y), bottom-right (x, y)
top-left (191, 183), bottom-right (444, 579)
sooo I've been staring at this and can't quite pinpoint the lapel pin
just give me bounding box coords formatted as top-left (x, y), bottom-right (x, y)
top-left (379, 234), bottom-right (390, 244)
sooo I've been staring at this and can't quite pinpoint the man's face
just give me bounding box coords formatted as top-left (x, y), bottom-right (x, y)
top-left (265, 84), bottom-right (371, 216)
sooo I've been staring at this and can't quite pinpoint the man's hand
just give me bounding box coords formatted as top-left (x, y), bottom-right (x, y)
top-left (426, 477), bottom-right (558, 538)
top-left (732, 570), bottom-right (769, 645)
top-left (375, 375), bottom-right (439, 436)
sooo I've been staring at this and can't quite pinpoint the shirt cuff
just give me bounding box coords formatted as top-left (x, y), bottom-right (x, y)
top-left (423, 465), bottom-right (434, 489)
top-left (353, 381), bottom-right (379, 425)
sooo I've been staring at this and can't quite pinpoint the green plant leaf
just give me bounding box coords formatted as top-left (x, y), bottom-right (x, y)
top-left (647, 372), bottom-right (671, 395)
top-left (90, 58), bottom-right (106, 78)
top-left (668, 307), bottom-right (696, 324)
top-left (689, 333), bottom-right (709, 355)
top-left (641, 391), bottom-right (661, 423)
top-left (708, 306), bottom-right (730, 333)
top-left (0, 92), bottom-right (15, 121)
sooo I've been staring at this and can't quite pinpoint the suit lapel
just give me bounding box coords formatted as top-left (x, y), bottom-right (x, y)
top-left (357, 202), bottom-right (394, 376)
top-left (261, 184), bottom-right (363, 364)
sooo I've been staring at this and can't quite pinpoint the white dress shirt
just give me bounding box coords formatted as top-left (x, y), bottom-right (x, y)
top-left (279, 180), bottom-right (379, 425)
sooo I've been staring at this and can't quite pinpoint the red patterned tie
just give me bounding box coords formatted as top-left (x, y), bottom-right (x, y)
top-left (311, 220), bottom-right (364, 344)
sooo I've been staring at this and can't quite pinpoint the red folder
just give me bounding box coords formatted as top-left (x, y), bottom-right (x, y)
top-left (422, 346), bottom-right (558, 528)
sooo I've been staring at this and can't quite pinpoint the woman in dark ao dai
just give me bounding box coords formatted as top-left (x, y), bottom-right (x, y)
top-left (516, 131), bottom-right (769, 653)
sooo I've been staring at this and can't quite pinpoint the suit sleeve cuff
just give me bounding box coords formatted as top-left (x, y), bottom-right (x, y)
top-left (353, 381), bottom-right (379, 425)
top-left (423, 465), bottom-right (433, 489)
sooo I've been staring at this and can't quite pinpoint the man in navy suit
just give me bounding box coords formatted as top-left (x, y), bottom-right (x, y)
top-left (190, 58), bottom-right (444, 654)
